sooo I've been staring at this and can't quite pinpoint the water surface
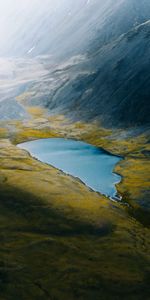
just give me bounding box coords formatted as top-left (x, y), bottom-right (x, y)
top-left (18, 138), bottom-right (121, 198)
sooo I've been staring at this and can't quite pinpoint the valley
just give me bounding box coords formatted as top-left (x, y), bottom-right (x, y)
top-left (0, 111), bottom-right (150, 299)
top-left (0, 0), bottom-right (150, 299)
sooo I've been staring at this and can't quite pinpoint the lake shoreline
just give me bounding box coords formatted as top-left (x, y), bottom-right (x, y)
top-left (18, 137), bottom-right (122, 199)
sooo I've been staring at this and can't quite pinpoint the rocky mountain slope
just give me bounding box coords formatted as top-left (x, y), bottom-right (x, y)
top-left (0, 0), bottom-right (149, 127)
top-left (44, 20), bottom-right (150, 127)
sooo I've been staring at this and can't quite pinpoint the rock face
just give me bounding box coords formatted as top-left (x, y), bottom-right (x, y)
top-left (0, 0), bottom-right (150, 127)
top-left (46, 20), bottom-right (150, 127)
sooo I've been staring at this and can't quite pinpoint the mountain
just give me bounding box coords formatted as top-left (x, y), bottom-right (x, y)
top-left (44, 20), bottom-right (150, 127)
top-left (1, 0), bottom-right (150, 59)
top-left (0, 0), bottom-right (150, 127)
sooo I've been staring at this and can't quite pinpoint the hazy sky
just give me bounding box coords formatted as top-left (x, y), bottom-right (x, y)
top-left (0, 0), bottom-right (118, 58)
top-left (0, 0), bottom-right (65, 36)
top-left (0, 0), bottom-right (89, 54)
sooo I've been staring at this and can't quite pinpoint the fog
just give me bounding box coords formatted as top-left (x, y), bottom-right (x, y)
top-left (0, 0), bottom-right (149, 122)
top-left (0, 0), bottom-right (149, 58)
top-left (0, 0), bottom-right (102, 57)
top-left (0, 0), bottom-right (64, 46)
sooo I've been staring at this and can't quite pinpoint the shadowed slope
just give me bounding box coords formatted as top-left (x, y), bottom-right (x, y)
top-left (0, 138), bottom-right (150, 300)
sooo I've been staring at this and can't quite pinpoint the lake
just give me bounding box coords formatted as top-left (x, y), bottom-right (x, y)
top-left (18, 138), bottom-right (122, 198)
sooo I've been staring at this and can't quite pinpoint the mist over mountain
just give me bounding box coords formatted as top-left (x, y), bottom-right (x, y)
top-left (45, 20), bottom-right (150, 127)
top-left (1, 0), bottom-right (150, 59)
top-left (0, 0), bottom-right (150, 127)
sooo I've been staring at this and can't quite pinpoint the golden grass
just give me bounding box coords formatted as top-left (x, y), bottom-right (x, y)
top-left (27, 106), bottom-right (48, 118)
top-left (11, 128), bottom-right (60, 144)
top-left (0, 127), bottom-right (8, 138)
top-left (0, 139), bottom-right (150, 299)
top-left (0, 113), bottom-right (149, 299)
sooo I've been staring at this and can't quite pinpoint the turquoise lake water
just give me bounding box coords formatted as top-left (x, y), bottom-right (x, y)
top-left (18, 138), bottom-right (122, 198)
